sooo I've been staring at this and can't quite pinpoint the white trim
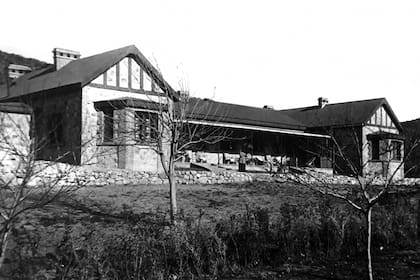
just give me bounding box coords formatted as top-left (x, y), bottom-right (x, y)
top-left (132, 108), bottom-right (158, 114)
top-left (187, 120), bottom-right (331, 139)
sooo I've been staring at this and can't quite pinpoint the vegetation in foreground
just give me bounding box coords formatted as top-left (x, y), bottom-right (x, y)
top-left (1, 181), bottom-right (419, 279)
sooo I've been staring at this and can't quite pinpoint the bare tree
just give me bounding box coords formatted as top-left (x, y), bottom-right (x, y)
top-left (0, 107), bottom-right (87, 269)
top-left (287, 129), bottom-right (418, 280)
top-left (113, 87), bottom-right (229, 223)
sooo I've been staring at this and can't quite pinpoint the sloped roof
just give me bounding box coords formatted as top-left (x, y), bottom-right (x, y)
top-left (0, 45), bottom-right (178, 100)
top-left (280, 98), bottom-right (402, 131)
top-left (182, 98), bottom-right (306, 131)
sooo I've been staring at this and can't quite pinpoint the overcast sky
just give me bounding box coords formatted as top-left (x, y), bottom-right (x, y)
top-left (2, 0), bottom-right (420, 121)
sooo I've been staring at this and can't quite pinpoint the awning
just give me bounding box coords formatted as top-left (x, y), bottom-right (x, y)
top-left (367, 132), bottom-right (404, 141)
top-left (186, 120), bottom-right (331, 139)
top-left (94, 98), bottom-right (167, 111)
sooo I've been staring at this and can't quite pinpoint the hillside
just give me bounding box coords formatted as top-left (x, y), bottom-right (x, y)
top-left (0, 49), bottom-right (49, 85)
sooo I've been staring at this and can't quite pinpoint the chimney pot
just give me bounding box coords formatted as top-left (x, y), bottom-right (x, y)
top-left (318, 97), bottom-right (329, 109)
top-left (8, 64), bottom-right (32, 79)
top-left (53, 48), bottom-right (81, 70)
top-left (263, 105), bottom-right (274, 110)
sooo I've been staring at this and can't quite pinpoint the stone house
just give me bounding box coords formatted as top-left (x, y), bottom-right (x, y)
top-left (182, 97), bottom-right (332, 169)
top-left (401, 118), bottom-right (420, 177)
top-left (182, 96), bottom-right (405, 179)
top-left (0, 46), bottom-right (178, 173)
top-left (0, 46), bottom-right (405, 179)
top-left (280, 97), bottom-right (405, 179)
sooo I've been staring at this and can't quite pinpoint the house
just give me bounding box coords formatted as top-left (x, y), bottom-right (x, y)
top-left (401, 118), bottom-right (420, 177)
top-left (279, 97), bottom-right (405, 179)
top-left (182, 97), bottom-right (332, 169)
top-left (0, 46), bottom-right (178, 173)
top-left (0, 102), bottom-right (32, 182)
top-left (0, 46), bottom-right (405, 179)
top-left (183, 96), bottom-right (405, 179)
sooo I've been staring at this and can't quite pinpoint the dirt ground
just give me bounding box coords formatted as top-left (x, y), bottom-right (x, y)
top-left (5, 181), bottom-right (420, 279)
top-left (75, 180), bottom-right (317, 222)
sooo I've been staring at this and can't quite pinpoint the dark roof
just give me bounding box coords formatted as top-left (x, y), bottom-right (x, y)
top-left (0, 102), bottom-right (32, 114)
top-left (182, 98), bottom-right (306, 131)
top-left (0, 45), bottom-right (178, 101)
top-left (280, 98), bottom-right (402, 131)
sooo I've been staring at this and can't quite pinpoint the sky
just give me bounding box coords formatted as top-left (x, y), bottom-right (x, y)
top-left (1, 0), bottom-right (420, 121)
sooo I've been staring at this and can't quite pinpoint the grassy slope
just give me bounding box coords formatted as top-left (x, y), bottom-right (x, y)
top-left (76, 181), bottom-right (317, 222)
top-left (5, 181), bottom-right (420, 279)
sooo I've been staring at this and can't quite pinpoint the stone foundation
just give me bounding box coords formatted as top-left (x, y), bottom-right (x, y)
top-left (24, 161), bottom-right (253, 186)
top-left (7, 160), bottom-right (420, 188)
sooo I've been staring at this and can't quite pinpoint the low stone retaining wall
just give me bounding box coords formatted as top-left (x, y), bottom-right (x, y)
top-left (11, 161), bottom-right (420, 188)
top-left (25, 162), bottom-right (253, 186)
top-left (176, 170), bottom-right (253, 185)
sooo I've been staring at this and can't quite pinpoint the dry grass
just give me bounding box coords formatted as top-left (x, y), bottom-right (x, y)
top-left (75, 181), bottom-right (319, 222)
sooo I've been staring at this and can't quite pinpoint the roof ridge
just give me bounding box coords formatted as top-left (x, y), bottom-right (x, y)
top-left (279, 97), bottom-right (386, 112)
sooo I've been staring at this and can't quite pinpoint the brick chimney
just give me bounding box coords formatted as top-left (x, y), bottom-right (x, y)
top-left (8, 64), bottom-right (32, 79)
top-left (318, 97), bottom-right (329, 109)
top-left (53, 48), bottom-right (81, 70)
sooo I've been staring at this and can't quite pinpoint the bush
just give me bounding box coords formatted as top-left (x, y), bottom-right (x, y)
top-left (7, 194), bottom-right (419, 279)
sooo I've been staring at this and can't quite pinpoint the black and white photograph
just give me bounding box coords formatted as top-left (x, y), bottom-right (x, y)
top-left (1, 1), bottom-right (420, 279)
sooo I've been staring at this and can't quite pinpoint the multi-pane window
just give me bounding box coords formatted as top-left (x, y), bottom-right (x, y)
top-left (391, 141), bottom-right (402, 161)
top-left (103, 108), bottom-right (114, 142)
top-left (134, 111), bottom-right (158, 143)
top-left (92, 57), bottom-right (163, 93)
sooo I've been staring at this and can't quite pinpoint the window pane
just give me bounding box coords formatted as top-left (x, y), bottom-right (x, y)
top-left (106, 65), bottom-right (117, 86)
top-left (103, 108), bottom-right (114, 142)
top-left (381, 107), bottom-right (386, 126)
top-left (143, 72), bottom-right (152, 91)
top-left (131, 59), bottom-right (141, 90)
top-left (119, 58), bottom-right (129, 88)
top-left (134, 111), bottom-right (158, 143)
top-left (391, 141), bottom-right (402, 160)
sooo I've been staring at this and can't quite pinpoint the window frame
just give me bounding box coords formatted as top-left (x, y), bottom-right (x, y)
top-left (133, 109), bottom-right (159, 145)
top-left (390, 140), bottom-right (402, 161)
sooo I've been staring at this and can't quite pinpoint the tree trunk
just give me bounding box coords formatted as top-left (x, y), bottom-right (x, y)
top-left (0, 226), bottom-right (11, 269)
top-left (169, 161), bottom-right (177, 224)
top-left (366, 207), bottom-right (373, 280)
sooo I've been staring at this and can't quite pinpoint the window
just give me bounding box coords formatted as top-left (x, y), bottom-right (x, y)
top-left (106, 65), bottom-right (117, 86)
top-left (47, 113), bottom-right (64, 146)
top-left (371, 139), bottom-right (379, 160)
top-left (134, 111), bottom-right (158, 143)
top-left (391, 141), bottom-right (402, 161)
top-left (103, 108), bottom-right (114, 142)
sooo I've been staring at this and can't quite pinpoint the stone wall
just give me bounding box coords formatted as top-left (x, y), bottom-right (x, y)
top-left (27, 162), bottom-right (253, 187)
top-left (18, 160), bottom-right (420, 189)
top-left (0, 109), bottom-right (31, 184)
